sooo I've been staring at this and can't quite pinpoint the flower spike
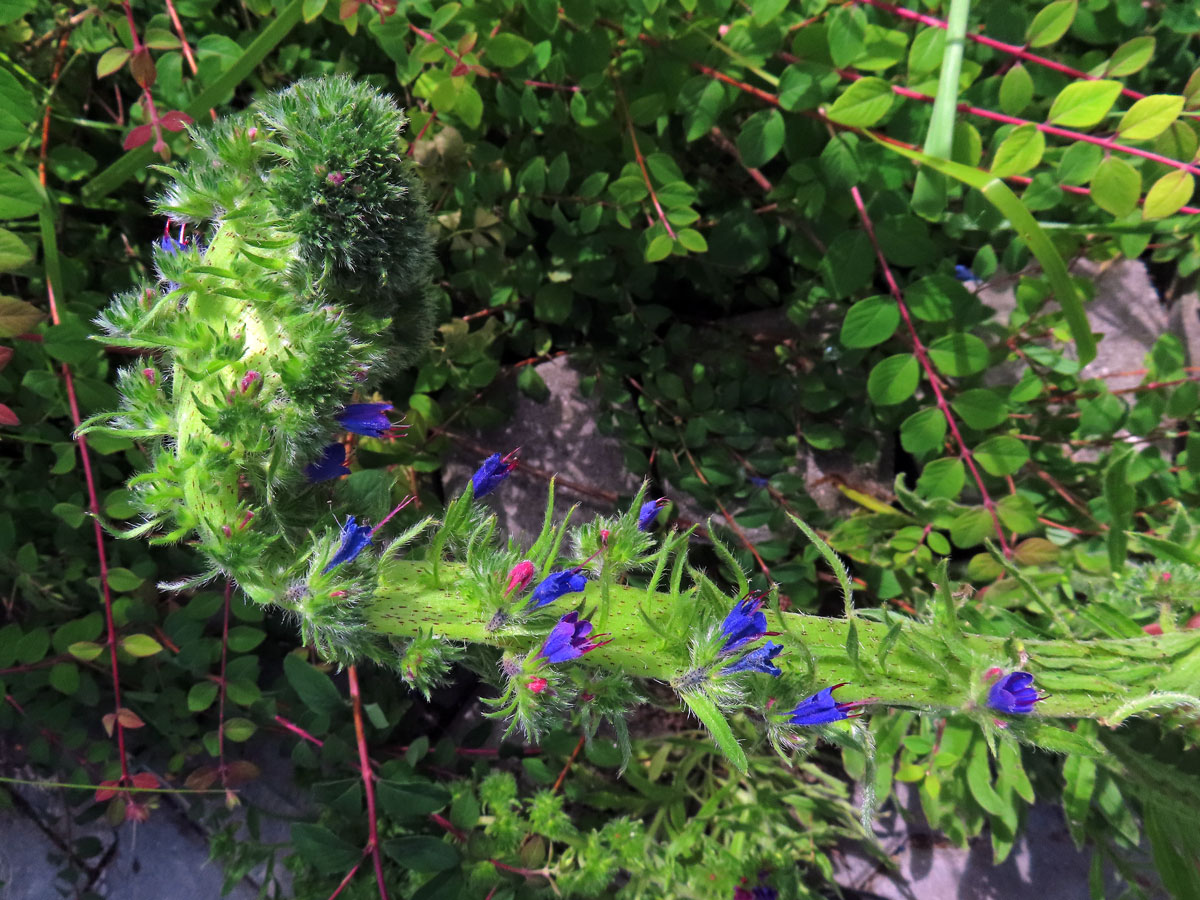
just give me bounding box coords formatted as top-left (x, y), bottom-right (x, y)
top-left (636, 497), bottom-right (669, 531)
top-left (526, 570), bottom-right (587, 610)
top-left (718, 591), bottom-right (771, 654)
top-left (322, 516), bottom-right (374, 573)
top-left (722, 641), bottom-right (783, 677)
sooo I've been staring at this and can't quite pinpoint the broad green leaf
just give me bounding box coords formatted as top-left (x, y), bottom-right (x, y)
top-left (486, 33), bottom-right (533, 67)
top-left (840, 295), bottom-right (899, 348)
top-left (383, 836), bottom-right (460, 872)
top-left (96, 47), bottom-right (131, 78)
top-left (1117, 95), bottom-right (1184, 141)
top-left (283, 653), bottom-right (345, 715)
top-left (1090, 157), bottom-right (1141, 216)
top-left (751, 0), bottom-right (790, 26)
top-left (677, 228), bottom-right (707, 253)
top-left (867, 354), bottom-right (919, 406)
top-left (908, 26), bottom-right (945, 75)
top-left (680, 691), bottom-right (747, 772)
top-left (827, 5), bottom-right (867, 69)
top-left (0, 169), bottom-right (40, 219)
top-left (1056, 141), bottom-right (1102, 186)
top-left (1106, 36), bottom-right (1155, 77)
top-left (121, 633), bottom-right (163, 657)
top-left (950, 507), bottom-right (994, 548)
top-left (644, 233), bottom-right (673, 263)
top-left (736, 109), bottom-right (785, 167)
top-left (1047, 80), bottom-right (1123, 128)
top-left (856, 26), bottom-right (908, 72)
top-left (291, 823), bottom-right (361, 875)
top-left (1142, 170), bottom-right (1194, 220)
top-left (998, 64), bottom-right (1033, 116)
top-left (0, 228), bottom-right (31, 271)
top-left (952, 388), bottom-right (1008, 430)
top-left (917, 457), bottom-right (965, 500)
top-left (827, 77), bottom-right (894, 128)
top-left (996, 495), bottom-right (1037, 533)
top-left (302, 0), bottom-right (326, 21)
top-left (974, 435), bottom-right (1029, 476)
top-left (900, 407), bottom-right (946, 456)
top-left (188, 681), bottom-right (219, 712)
top-left (927, 332), bottom-right (990, 376)
top-left (1026, 0), bottom-right (1077, 48)
top-left (989, 124), bottom-right (1044, 177)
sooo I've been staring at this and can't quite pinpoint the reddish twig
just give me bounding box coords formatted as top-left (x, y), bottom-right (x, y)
top-left (325, 852), bottom-right (368, 900)
top-left (858, 0), bottom-right (1147, 101)
top-left (39, 33), bottom-right (132, 797)
top-left (348, 665), bottom-right (389, 900)
top-left (682, 447), bottom-right (773, 578)
top-left (709, 126), bottom-right (773, 192)
top-left (614, 78), bottom-right (676, 239)
top-left (848, 185), bottom-right (1012, 557)
top-left (552, 735), bottom-right (585, 793)
top-left (406, 110), bottom-right (437, 157)
top-left (274, 714), bottom-right (326, 747)
top-left (163, 0), bottom-right (215, 122)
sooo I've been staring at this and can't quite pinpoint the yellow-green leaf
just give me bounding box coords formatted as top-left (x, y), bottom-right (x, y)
top-left (990, 125), bottom-right (1045, 177)
top-left (1026, 0), bottom-right (1077, 48)
top-left (0, 295), bottom-right (44, 337)
top-left (1142, 170), bottom-right (1194, 220)
top-left (1047, 80), bottom-right (1123, 128)
top-left (826, 77), bottom-right (895, 128)
top-left (1117, 94), bottom-right (1184, 142)
top-left (121, 633), bottom-right (164, 657)
top-left (1090, 157), bottom-right (1141, 217)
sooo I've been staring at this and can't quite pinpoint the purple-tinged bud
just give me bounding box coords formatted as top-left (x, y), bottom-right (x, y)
top-left (537, 612), bottom-right (610, 664)
top-left (528, 677), bottom-right (548, 694)
top-left (472, 449), bottom-right (519, 497)
top-left (788, 684), bottom-right (876, 726)
top-left (505, 560), bottom-right (536, 596)
top-left (327, 171), bottom-right (346, 185)
top-left (637, 497), bottom-right (669, 531)
top-left (985, 671), bottom-right (1045, 716)
top-left (239, 371), bottom-right (261, 393)
top-left (142, 367), bottom-right (156, 385)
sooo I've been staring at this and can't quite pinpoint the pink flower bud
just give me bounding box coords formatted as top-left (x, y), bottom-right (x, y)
top-left (505, 560), bottom-right (536, 595)
top-left (982, 666), bottom-right (1003, 682)
top-left (527, 677), bottom-right (548, 694)
top-left (600, 529), bottom-right (610, 543)
top-left (1162, 572), bottom-right (1172, 582)
top-left (239, 371), bottom-right (261, 393)
top-left (327, 171), bottom-right (346, 185)
top-left (142, 367), bottom-right (155, 385)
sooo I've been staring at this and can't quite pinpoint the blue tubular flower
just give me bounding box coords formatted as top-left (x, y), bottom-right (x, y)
top-left (336, 402), bottom-right (394, 438)
top-left (526, 571), bottom-right (588, 610)
top-left (159, 234), bottom-right (184, 255)
top-left (322, 516), bottom-right (374, 573)
top-left (788, 683), bottom-right (873, 726)
top-left (719, 592), bottom-right (769, 654)
top-left (305, 443), bottom-right (350, 482)
top-left (472, 449), bottom-right (519, 497)
top-left (986, 671), bottom-right (1043, 715)
top-left (537, 611), bottom-right (610, 664)
top-left (721, 641), bottom-right (783, 677)
top-left (954, 263), bottom-right (978, 283)
top-left (636, 497), bottom-right (669, 531)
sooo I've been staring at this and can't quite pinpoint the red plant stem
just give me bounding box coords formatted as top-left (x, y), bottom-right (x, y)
top-left (1005, 173), bottom-right (1200, 216)
top-left (348, 665), bottom-right (389, 900)
top-left (552, 735), bottom-right (585, 793)
top-left (681, 446), bottom-right (773, 577)
top-left (39, 37), bottom-right (131, 793)
top-left (163, 0), bottom-right (215, 122)
top-left (430, 811), bottom-right (468, 842)
top-left (858, 0), bottom-right (1146, 101)
top-left (274, 714), bottom-right (325, 747)
top-left (848, 185), bottom-right (1012, 557)
top-left (615, 80), bottom-right (676, 240)
top-left (325, 853), bottom-right (367, 900)
top-left (217, 581), bottom-right (231, 782)
top-left (407, 110), bottom-right (437, 157)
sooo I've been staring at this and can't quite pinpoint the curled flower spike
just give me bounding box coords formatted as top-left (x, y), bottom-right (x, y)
top-left (719, 592), bottom-right (770, 654)
top-left (322, 516), bottom-right (374, 573)
top-left (505, 560), bottom-right (536, 596)
top-left (721, 641), bottom-right (783, 677)
top-left (526, 570), bottom-right (587, 610)
top-left (636, 497), bottom-right (669, 531)
top-left (538, 611), bottom-right (610, 664)
top-left (305, 443), bottom-right (350, 483)
top-left (788, 684), bottom-right (875, 726)
top-left (986, 671), bottom-right (1045, 716)
top-left (472, 449), bottom-right (519, 497)
top-left (336, 402), bottom-right (396, 438)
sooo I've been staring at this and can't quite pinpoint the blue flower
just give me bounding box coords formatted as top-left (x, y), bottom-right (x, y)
top-left (719, 593), bottom-right (769, 654)
top-left (748, 476), bottom-right (769, 487)
top-left (538, 611), bottom-right (609, 664)
top-left (322, 516), bottom-right (374, 573)
top-left (788, 683), bottom-right (873, 726)
top-left (954, 264), bottom-right (978, 284)
top-left (305, 443), bottom-right (350, 482)
top-left (159, 234), bottom-right (184, 255)
top-left (472, 450), bottom-right (519, 497)
top-left (526, 571), bottom-right (587, 609)
top-left (721, 641), bottom-right (783, 677)
top-left (336, 402), bottom-right (394, 438)
top-left (636, 497), bottom-right (669, 531)
top-left (986, 671), bottom-right (1043, 715)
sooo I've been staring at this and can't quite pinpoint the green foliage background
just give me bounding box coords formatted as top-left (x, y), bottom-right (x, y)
top-left (3, 0), bottom-right (1200, 896)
